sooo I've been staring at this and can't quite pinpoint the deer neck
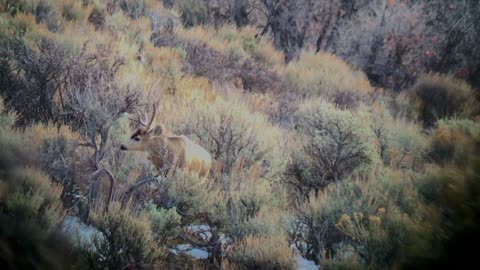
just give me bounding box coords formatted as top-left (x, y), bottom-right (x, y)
top-left (145, 136), bottom-right (169, 153)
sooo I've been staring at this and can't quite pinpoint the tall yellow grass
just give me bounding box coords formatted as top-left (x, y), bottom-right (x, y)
top-left (285, 50), bottom-right (373, 98)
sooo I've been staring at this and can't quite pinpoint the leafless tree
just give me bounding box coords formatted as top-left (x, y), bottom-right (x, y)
top-left (0, 37), bottom-right (67, 126)
top-left (335, 0), bottom-right (428, 90)
top-left (60, 44), bottom-right (139, 207)
top-left (286, 103), bottom-right (371, 198)
top-left (335, 0), bottom-right (480, 90)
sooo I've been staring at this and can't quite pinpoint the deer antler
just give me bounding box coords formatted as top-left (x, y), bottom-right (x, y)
top-left (129, 107), bottom-right (148, 127)
top-left (146, 103), bottom-right (156, 130)
top-left (128, 104), bottom-right (157, 130)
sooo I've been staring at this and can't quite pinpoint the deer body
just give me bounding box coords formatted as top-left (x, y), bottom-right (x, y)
top-left (147, 135), bottom-right (211, 177)
top-left (120, 105), bottom-right (212, 177)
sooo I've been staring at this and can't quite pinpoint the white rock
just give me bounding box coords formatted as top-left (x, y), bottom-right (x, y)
top-left (296, 255), bottom-right (320, 270)
top-left (169, 244), bottom-right (210, 260)
top-left (62, 215), bottom-right (102, 247)
top-left (175, 244), bottom-right (192, 251)
top-left (186, 224), bottom-right (212, 241)
top-left (168, 248), bottom-right (179, 255)
top-left (184, 248), bottom-right (209, 260)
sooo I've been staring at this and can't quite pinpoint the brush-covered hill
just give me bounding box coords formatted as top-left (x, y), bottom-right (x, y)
top-left (0, 1), bottom-right (479, 270)
top-left (167, 0), bottom-right (480, 91)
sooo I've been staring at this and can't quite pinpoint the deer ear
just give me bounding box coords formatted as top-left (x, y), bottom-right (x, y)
top-left (152, 125), bottom-right (163, 135)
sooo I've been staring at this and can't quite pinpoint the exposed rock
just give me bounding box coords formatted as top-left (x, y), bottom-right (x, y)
top-left (186, 224), bottom-right (212, 241)
top-left (61, 215), bottom-right (102, 247)
top-left (169, 244), bottom-right (210, 260)
top-left (296, 255), bottom-right (320, 270)
top-left (184, 248), bottom-right (209, 259)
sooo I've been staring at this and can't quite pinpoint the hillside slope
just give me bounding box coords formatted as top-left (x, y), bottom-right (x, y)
top-left (166, 0), bottom-right (480, 91)
top-left (0, 1), bottom-right (479, 269)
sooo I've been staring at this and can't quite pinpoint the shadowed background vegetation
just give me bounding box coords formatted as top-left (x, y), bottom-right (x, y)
top-left (0, 0), bottom-right (479, 269)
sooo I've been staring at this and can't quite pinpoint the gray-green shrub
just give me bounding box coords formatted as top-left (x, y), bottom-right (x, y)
top-left (286, 100), bottom-right (375, 197)
top-left (405, 73), bottom-right (478, 128)
top-left (82, 201), bottom-right (165, 270)
top-left (144, 201), bottom-right (181, 243)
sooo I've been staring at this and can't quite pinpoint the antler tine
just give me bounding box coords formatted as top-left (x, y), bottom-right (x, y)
top-left (137, 107), bottom-right (148, 125)
top-left (147, 103), bottom-right (157, 130)
top-left (142, 111), bottom-right (149, 125)
top-left (129, 107), bottom-right (149, 127)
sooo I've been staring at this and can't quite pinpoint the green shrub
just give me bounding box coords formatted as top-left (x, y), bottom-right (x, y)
top-left (40, 136), bottom-right (76, 183)
top-left (221, 170), bottom-right (274, 240)
top-left (0, 0), bottom-right (38, 16)
top-left (88, 7), bottom-right (106, 30)
top-left (0, 120), bottom-right (80, 270)
top-left (176, 0), bottom-right (209, 27)
top-left (285, 51), bottom-right (373, 100)
top-left (104, 9), bottom-right (129, 32)
top-left (118, 0), bottom-right (150, 20)
top-left (406, 73), bottom-right (478, 128)
top-left (2, 167), bottom-right (65, 233)
top-left (0, 35), bottom-right (67, 126)
top-left (385, 119), bottom-right (428, 170)
top-left (145, 201), bottom-right (181, 243)
top-left (323, 259), bottom-right (366, 270)
top-left (161, 168), bottom-right (277, 249)
top-left (290, 167), bottom-right (433, 268)
top-left (429, 118), bottom-right (480, 167)
top-left (226, 217), bottom-right (271, 242)
top-left (369, 102), bottom-right (428, 170)
top-left (83, 201), bottom-right (165, 270)
top-left (163, 170), bottom-right (224, 219)
top-left (0, 98), bottom-right (16, 128)
top-left (289, 178), bottom-right (377, 263)
top-left (286, 100), bottom-right (375, 196)
top-left (336, 208), bottom-right (432, 269)
top-left (411, 142), bottom-right (480, 269)
top-left (34, 0), bottom-right (62, 32)
top-left (175, 98), bottom-right (284, 178)
top-left (60, 0), bottom-right (90, 22)
top-left (163, 169), bottom-right (263, 225)
top-left (369, 103), bottom-right (393, 165)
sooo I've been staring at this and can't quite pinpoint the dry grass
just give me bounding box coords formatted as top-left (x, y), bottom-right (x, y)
top-left (87, 200), bottom-right (166, 269)
top-left (230, 234), bottom-right (295, 270)
top-left (3, 2), bottom-right (475, 270)
top-left (157, 81), bottom-right (284, 143)
top-left (4, 12), bottom-right (36, 31)
top-left (59, 0), bottom-right (93, 23)
top-left (196, 96), bottom-right (287, 177)
top-left (404, 72), bottom-right (479, 127)
top-left (25, 123), bottom-right (78, 144)
top-left (429, 119), bottom-right (480, 166)
top-left (176, 24), bottom-right (284, 68)
top-left (284, 50), bottom-right (373, 99)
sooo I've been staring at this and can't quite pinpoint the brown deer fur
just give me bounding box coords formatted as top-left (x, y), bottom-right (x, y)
top-left (120, 105), bottom-right (212, 177)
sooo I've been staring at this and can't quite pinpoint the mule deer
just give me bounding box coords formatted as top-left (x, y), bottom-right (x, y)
top-left (120, 104), bottom-right (212, 177)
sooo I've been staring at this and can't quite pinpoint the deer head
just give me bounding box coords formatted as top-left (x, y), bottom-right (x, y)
top-left (120, 104), bottom-right (163, 151)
